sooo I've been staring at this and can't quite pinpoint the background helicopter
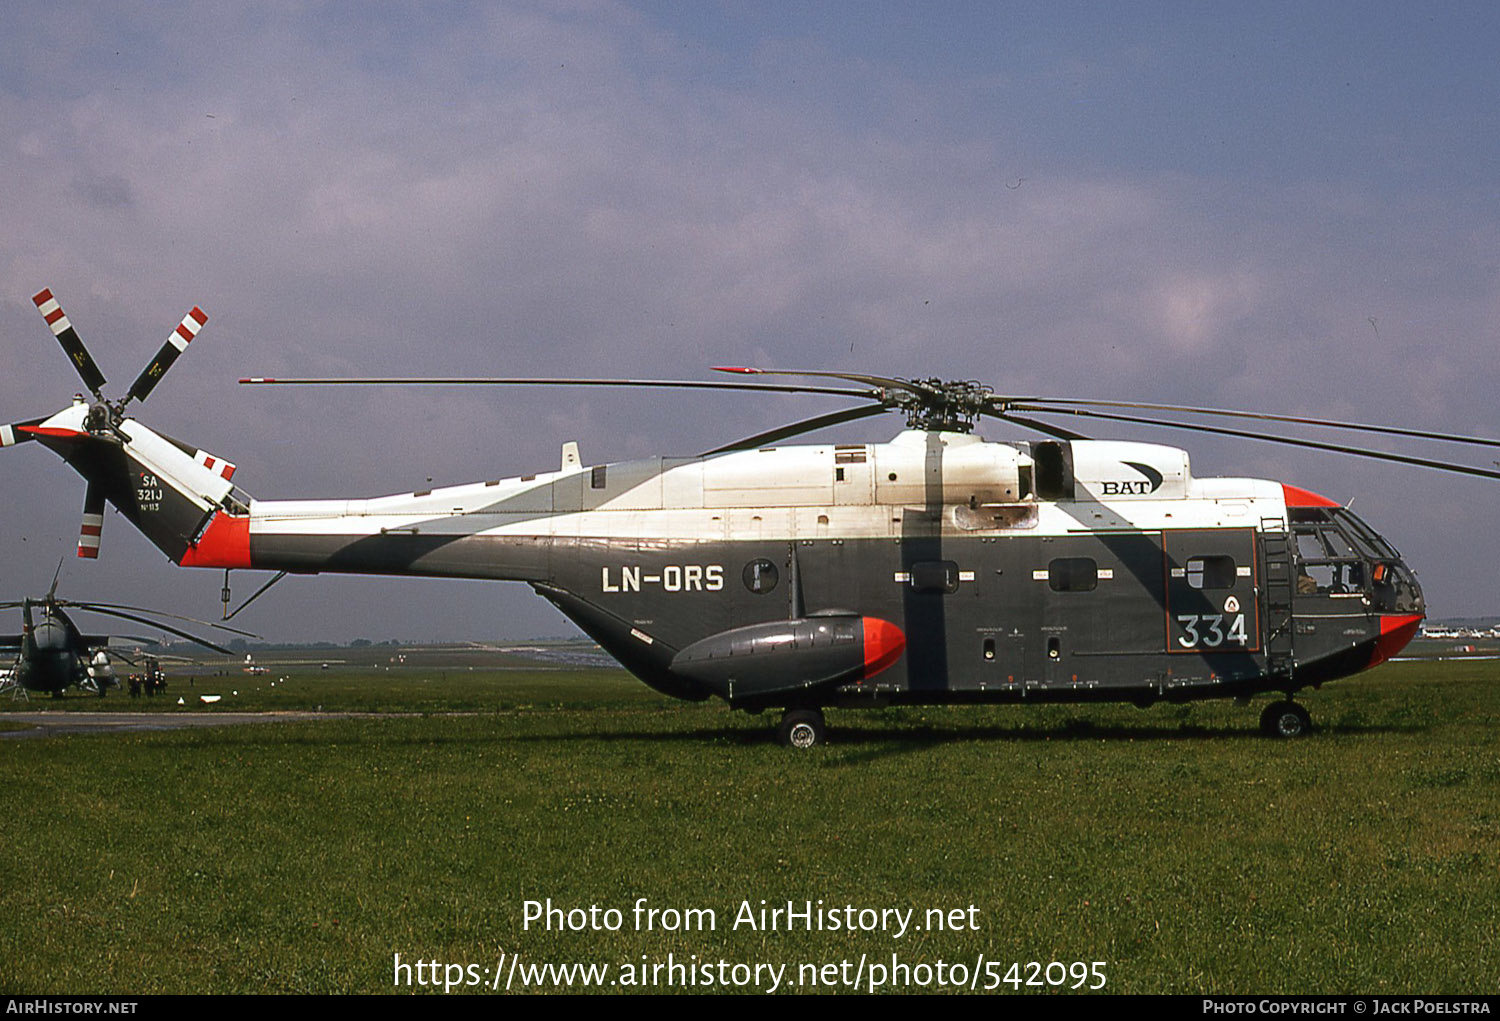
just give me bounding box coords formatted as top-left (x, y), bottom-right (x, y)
top-left (0, 568), bottom-right (248, 700)
top-left (7, 289), bottom-right (1500, 742)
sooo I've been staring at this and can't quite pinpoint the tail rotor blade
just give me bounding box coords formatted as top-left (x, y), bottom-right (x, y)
top-left (78, 483), bottom-right (105, 560)
top-left (126, 306), bottom-right (207, 405)
top-left (32, 289), bottom-right (108, 397)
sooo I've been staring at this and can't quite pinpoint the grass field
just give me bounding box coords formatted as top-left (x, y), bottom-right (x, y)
top-left (2, 652), bottom-right (1497, 995)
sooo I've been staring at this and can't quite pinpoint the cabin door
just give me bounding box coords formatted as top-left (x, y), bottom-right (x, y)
top-left (1162, 529), bottom-right (1261, 655)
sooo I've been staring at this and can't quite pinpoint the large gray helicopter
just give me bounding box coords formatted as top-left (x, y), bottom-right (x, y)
top-left (9, 288), bottom-right (1500, 742)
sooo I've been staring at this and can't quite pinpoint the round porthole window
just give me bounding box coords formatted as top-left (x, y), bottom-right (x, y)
top-left (743, 558), bottom-right (779, 594)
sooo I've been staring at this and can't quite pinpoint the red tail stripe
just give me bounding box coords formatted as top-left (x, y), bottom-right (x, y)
top-left (179, 512), bottom-right (251, 569)
top-left (19, 425), bottom-right (87, 439)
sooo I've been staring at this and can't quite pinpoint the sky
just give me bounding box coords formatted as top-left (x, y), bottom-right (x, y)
top-left (1, 1), bottom-right (1497, 643)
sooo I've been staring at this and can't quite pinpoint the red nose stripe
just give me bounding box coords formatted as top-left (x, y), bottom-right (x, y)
top-left (1282, 484), bottom-right (1340, 508)
top-left (1369, 613), bottom-right (1424, 668)
top-left (861, 617), bottom-right (906, 679)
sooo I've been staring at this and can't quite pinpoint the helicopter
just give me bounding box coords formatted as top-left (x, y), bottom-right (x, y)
top-left (6, 288), bottom-right (1499, 743)
top-left (0, 567), bottom-right (244, 699)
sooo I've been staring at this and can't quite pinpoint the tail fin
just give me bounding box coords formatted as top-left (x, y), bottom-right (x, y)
top-left (27, 402), bottom-right (250, 568)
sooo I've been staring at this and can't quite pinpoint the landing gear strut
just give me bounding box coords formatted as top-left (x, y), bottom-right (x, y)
top-left (1260, 700), bottom-right (1312, 738)
top-left (777, 708), bottom-right (826, 748)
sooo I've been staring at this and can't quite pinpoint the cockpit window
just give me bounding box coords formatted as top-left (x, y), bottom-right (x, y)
top-left (1330, 507), bottom-right (1402, 560)
top-left (1288, 506), bottom-right (1420, 612)
top-left (1293, 521), bottom-right (1366, 596)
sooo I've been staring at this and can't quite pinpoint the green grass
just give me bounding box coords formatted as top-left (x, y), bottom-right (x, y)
top-left (2, 658), bottom-right (1497, 994)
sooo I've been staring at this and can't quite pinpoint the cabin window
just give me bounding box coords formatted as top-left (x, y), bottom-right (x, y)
top-left (1186, 555), bottom-right (1236, 590)
top-left (590, 466), bottom-right (607, 489)
top-left (1047, 557), bottom-right (1097, 592)
top-left (909, 561), bottom-right (960, 594)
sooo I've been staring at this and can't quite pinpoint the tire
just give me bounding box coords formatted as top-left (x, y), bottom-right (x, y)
top-left (778, 708), bottom-right (826, 749)
top-left (1260, 700), bottom-right (1311, 738)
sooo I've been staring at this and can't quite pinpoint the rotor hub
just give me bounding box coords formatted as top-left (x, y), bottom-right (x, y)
top-left (884, 378), bottom-right (994, 433)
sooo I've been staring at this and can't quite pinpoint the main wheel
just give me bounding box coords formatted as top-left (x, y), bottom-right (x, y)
top-left (778, 708), bottom-right (826, 749)
top-left (1260, 700), bottom-right (1312, 738)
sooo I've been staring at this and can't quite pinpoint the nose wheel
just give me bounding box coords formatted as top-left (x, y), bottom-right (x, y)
top-left (1260, 700), bottom-right (1312, 738)
top-left (777, 708), bottom-right (827, 748)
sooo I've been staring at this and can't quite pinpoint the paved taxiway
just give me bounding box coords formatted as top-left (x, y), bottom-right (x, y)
top-left (0, 711), bottom-right (354, 739)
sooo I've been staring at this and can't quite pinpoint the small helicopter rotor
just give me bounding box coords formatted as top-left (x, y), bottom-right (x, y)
top-left (0, 598), bottom-right (247, 658)
top-left (56, 600), bottom-right (258, 640)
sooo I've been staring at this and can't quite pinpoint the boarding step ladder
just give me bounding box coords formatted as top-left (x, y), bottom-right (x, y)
top-left (1260, 519), bottom-right (1295, 681)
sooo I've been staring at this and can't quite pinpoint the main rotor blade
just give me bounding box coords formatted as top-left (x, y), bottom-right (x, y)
top-left (32, 289), bottom-right (107, 397)
top-left (713, 366), bottom-right (910, 391)
top-left (1008, 404), bottom-right (1500, 481)
top-left (126, 306), bottom-right (208, 405)
top-left (1019, 397), bottom-right (1500, 449)
top-left (0, 417), bottom-right (45, 448)
top-left (986, 410), bottom-right (1091, 441)
top-left (239, 376), bottom-right (874, 399)
top-left (701, 403), bottom-right (890, 455)
top-left (62, 601), bottom-right (260, 639)
top-left (53, 605), bottom-right (237, 655)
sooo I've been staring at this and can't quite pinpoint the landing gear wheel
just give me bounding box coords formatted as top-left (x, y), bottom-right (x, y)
top-left (1260, 700), bottom-right (1312, 738)
top-left (778, 708), bottom-right (826, 749)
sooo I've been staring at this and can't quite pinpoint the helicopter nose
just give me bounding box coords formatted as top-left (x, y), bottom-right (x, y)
top-left (1369, 613), bottom-right (1424, 668)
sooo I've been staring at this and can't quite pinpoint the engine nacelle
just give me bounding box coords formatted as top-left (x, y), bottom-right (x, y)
top-left (670, 614), bottom-right (905, 703)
